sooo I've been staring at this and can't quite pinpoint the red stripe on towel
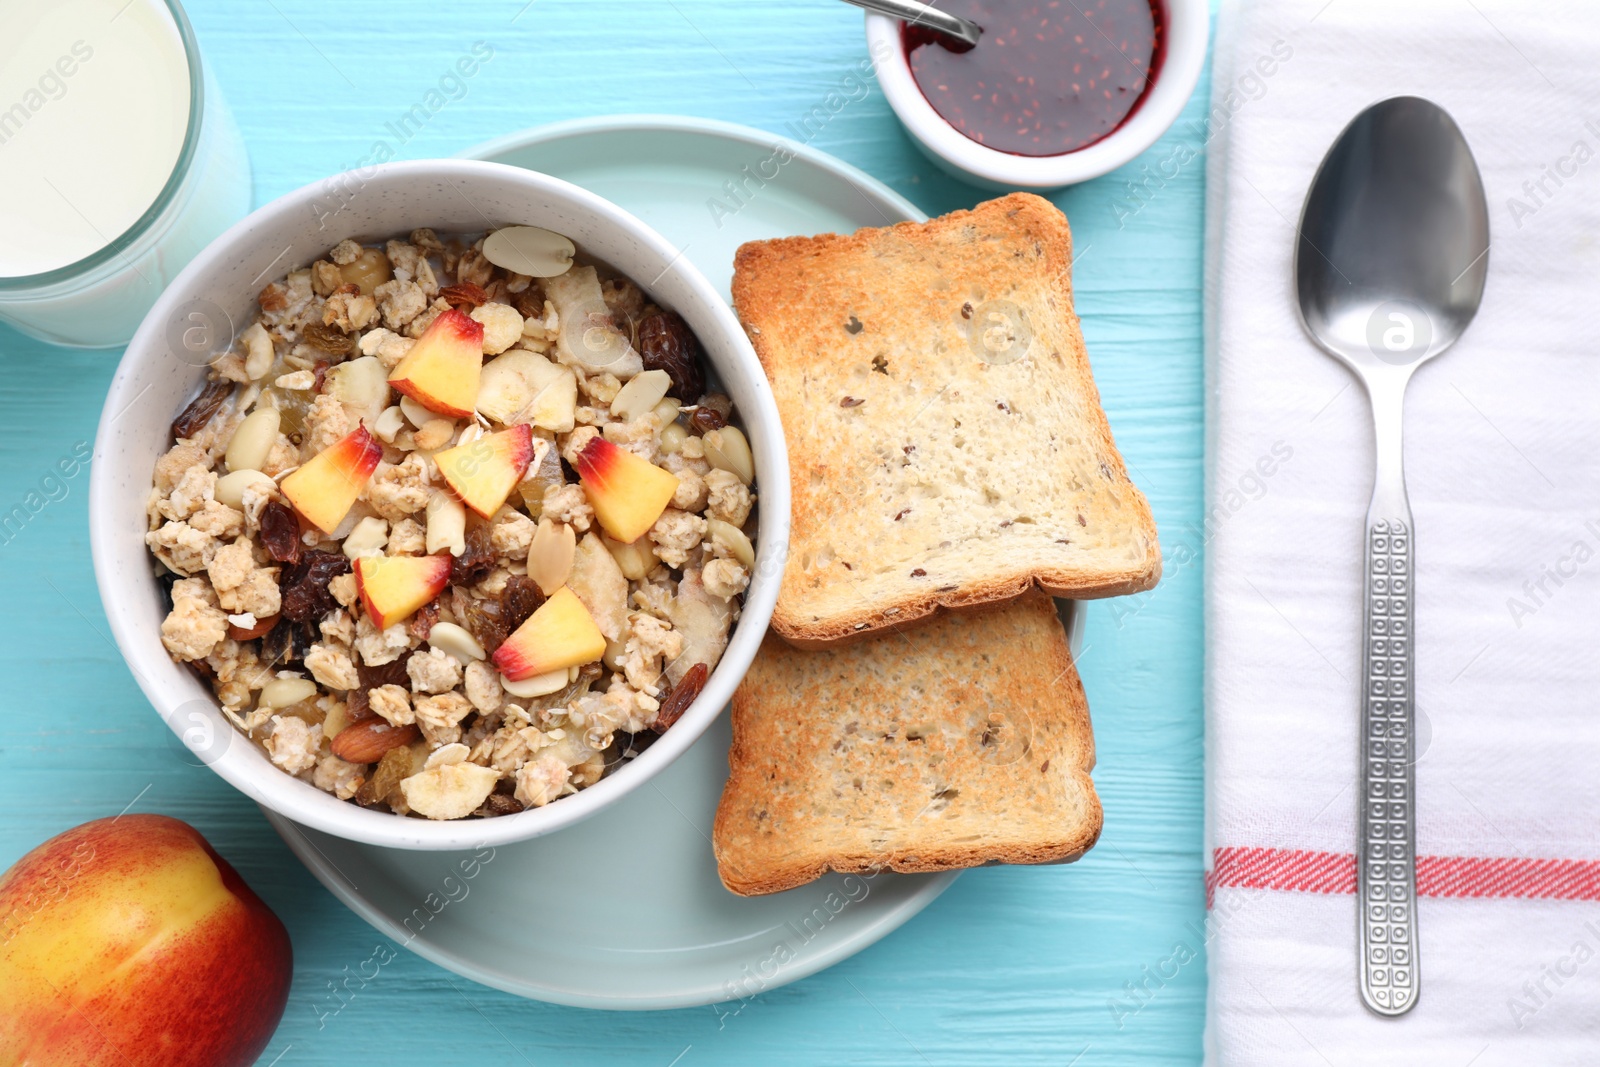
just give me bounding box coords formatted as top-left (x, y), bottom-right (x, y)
top-left (1205, 848), bottom-right (1600, 908)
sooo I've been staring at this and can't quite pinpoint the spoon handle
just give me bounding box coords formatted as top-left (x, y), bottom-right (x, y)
top-left (836, 0), bottom-right (982, 46)
top-left (1358, 387), bottom-right (1419, 1016)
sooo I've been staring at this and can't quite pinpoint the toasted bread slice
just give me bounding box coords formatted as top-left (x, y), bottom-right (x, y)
top-left (713, 592), bottom-right (1101, 896)
top-left (732, 192), bottom-right (1160, 647)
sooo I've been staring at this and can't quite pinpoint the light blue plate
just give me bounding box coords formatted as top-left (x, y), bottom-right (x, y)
top-left (266, 115), bottom-right (1082, 1010)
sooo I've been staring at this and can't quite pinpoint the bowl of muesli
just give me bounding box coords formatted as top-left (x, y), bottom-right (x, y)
top-left (89, 159), bottom-right (789, 849)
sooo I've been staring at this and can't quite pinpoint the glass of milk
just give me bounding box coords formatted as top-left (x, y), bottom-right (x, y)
top-left (0, 0), bottom-right (251, 349)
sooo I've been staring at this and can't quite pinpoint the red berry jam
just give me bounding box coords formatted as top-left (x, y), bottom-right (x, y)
top-left (904, 0), bottom-right (1164, 157)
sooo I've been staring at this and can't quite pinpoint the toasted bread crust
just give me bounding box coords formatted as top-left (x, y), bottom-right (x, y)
top-left (713, 593), bottom-right (1102, 896)
top-left (732, 193), bottom-right (1160, 648)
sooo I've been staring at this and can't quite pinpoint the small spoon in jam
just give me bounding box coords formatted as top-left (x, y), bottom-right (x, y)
top-left (839, 0), bottom-right (980, 48)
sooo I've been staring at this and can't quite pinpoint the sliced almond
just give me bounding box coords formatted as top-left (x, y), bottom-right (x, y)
top-left (482, 226), bottom-right (576, 279)
top-left (224, 408), bottom-right (281, 474)
top-left (260, 677), bottom-right (318, 710)
top-left (428, 621), bottom-right (486, 664)
top-left (602, 532), bottom-right (658, 581)
top-left (215, 468), bottom-right (274, 509)
top-left (610, 369), bottom-right (672, 423)
top-left (501, 667), bottom-right (570, 699)
top-left (425, 489), bottom-right (466, 557)
top-left (702, 426), bottom-right (754, 486)
top-left (707, 518), bottom-right (756, 569)
top-left (528, 518), bottom-right (576, 595)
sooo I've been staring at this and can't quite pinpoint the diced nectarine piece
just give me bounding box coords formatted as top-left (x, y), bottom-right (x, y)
top-left (280, 426), bottom-right (382, 533)
top-left (387, 308), bottom-right (484, 418)
top-left (491, 586), bottom-right (606, 681)
top-left (435, 424), bottom-right (534, 518)
top-left (354, 554), bottom-right (452, 631)
top-left (575, 436), bottom-right (679, 544)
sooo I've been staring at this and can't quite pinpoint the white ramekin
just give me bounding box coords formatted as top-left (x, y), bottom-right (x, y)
top-left (865, 0), bottom-right (1209, 191)
top-left (89, 159), bottom-right (790, 850)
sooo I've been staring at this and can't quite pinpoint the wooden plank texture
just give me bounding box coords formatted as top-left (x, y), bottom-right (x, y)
top-left (0, 1), bottom-right (1213, 1063)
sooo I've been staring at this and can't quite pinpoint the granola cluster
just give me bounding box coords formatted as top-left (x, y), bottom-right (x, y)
top-left (147, 228), bottom-right (756, 819)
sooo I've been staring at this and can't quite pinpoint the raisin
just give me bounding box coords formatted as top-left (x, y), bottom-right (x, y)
top-left (511, 280), bottom-right (547, 321)
top-left (279, 551), bottom-right (350, 623)
top-left (312, 359), bottom-right (330, 393)
top-left (408, 599), bottom-right (440, 642)
top-left (450, 524), bottom-right (496, 587)
top-left (290, 622), bottom-right (314, 661)
top-left (170, 380), bottom-right (232, 440)
top-left (259, 501), bottom-right (303, 564)
top-left (698, 392), bottom-right (733, 419)
top-left (260, 618), bottom-right (293, 667)
top-left (438, 282), bottom-right (489, 308)
top-left (652, 662), bottom-right (708, 733)
top-left (687, 405), bottom-right (726, 435)
top-left (302, 323), bottom-right (354, 355)
top-left (456, 595), bottom-right (507, 656)
top-left (357, 747), bottom-right (414, 807)
top-left (346, 686), bottom-right (372, 722)
top-left (637, 311), bottom-right (705, 400)
top-left (500, 575), bottom-right (543, 633)
top-left (358, 652), bottom-right (414, 691)
top-left (479, 793), bottom-right (525, 817)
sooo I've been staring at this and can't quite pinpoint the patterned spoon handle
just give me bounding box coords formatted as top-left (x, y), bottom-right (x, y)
top-left (1358, 514), bottom-right (1419, 1015)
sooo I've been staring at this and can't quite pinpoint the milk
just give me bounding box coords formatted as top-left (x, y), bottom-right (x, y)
top-left (0, 0), bottom-right (250, 347)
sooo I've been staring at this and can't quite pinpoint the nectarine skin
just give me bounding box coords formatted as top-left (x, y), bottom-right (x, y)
top-left (281, 425), bottom-right (384, 533)
top-left (387, 308), bottom-right (484, 418)
top-left (436, 423), bottom-right (535, 519)
top-left (355, 553), bottom-right (453, 630)
top-left (575, 436), bottom-right (679, 544)
top-left (491, 585), bottom-right (607, 680)
top-left (0, 815), bottom-right (291, 1067)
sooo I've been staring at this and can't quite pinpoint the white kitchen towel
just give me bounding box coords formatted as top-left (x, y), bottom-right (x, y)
top-left (1204, 1), bottom-right (1600, 1063)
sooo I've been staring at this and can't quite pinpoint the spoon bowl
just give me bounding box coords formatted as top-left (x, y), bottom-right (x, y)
top-left (1296, 96), bottom-right (1490, 369)
top-left (1293, 95), bottom-right (1489, 1018)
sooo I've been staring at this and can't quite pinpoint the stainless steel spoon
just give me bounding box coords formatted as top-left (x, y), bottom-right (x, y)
top-left (838, 0), bottom-right (981, 47)
top-left (1294, 96), bottom-right (1489, 1018)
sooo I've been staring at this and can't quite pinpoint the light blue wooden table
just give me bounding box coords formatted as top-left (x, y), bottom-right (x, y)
top-left (0, 2), bottom-right (1209, 1062)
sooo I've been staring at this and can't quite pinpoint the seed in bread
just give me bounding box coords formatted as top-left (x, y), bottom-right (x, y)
top-left (732, 192), bottom-right (1160, 647)
top-left (713, 591), bottom-right (1101, 896)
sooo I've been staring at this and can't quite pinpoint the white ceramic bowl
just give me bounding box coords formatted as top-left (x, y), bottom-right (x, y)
top-left (865, 0), bottom-right (1209, 190)
top-left (89, 159), bottom-right (790, 850)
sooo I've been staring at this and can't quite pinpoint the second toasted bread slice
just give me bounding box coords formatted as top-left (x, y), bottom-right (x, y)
top-left (732, 193), bottom-right (1159, 647)
top-left (713, 592), bottom-right (1101, 896)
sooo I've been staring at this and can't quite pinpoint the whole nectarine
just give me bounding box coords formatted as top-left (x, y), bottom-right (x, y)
top-left (0, 815), bottom-right (291, 1067)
